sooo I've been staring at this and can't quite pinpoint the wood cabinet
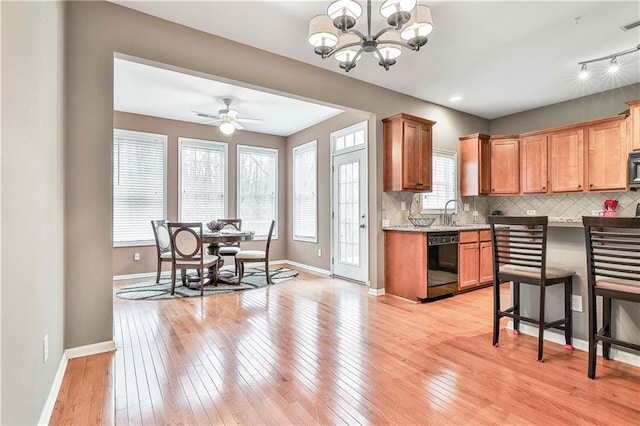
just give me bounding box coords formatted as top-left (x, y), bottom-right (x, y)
top-left (626, 99), bottom-right (640, 151)
top-left (458, 230), bottom-right (493, 290)
top-left (383, 113), bottom-right (436, 192)
top-left (520, 134), bottom-right (548, 193)
top-left (384, 231), bottom-right (428, 300)
top-left (549, 128), bottom-right (584, 193)
top-left (588, 117), bottom-right (628, 191)
top-left (459, 133), bottom-right (491, 196)
top-left (490, 136), bottom-right (520, 194)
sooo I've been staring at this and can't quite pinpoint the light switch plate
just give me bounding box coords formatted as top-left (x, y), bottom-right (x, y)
top-left (463, 203), bottom-right (470, 211)
top-left (526, 210), bottom-right (536, 216)
top-left (400, 201), bottom-right (406, 211)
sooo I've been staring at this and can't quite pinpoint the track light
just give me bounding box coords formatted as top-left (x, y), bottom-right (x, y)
top-left (577, 44), bottom-right (639, 79)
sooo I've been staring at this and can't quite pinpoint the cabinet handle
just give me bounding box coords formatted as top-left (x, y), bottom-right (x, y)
top-left (578, 184), bottom-right (582, 188)
top-left (589, 183), bottom-right (593, 187)
top-left (416, 182), bottom-right (423, 186)
top-left (542, 186), bottom-right (546, 190)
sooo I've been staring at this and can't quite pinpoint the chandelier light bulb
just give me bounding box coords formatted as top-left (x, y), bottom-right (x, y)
top-left (219, 121), bottom-right (235, 136)
top-left (578, 64), bottom-right (589, 79)
top-left (608, 57), bottom-right (619, 73)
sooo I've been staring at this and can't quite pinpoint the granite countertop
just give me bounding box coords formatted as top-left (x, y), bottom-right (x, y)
top-left (382, 217), bottom-right (586, 232)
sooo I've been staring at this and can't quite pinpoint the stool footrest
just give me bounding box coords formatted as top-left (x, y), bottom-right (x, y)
top-left (596, 335), bottom-right (640, 352)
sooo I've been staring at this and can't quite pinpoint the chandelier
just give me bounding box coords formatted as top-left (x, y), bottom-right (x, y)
top-left (308, 0), bottom-right (434, 72)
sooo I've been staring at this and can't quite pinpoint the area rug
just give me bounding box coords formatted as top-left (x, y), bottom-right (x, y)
top-left (115, 267), bottom-right (298, 300)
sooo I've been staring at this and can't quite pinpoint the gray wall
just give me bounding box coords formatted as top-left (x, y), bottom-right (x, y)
top-left (65, 1), bottom-right (488, 348)
top-left (285, 110), bottom-right (372, 271)
top-left (490, 83), bottom-right (640, 134)
top-left (113, 112), bottom-right (288, 276)
top-left (1, 2), bottom-right (65, 424)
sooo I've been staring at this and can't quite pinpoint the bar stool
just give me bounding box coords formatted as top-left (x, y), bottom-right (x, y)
top-left (582, 216), bottom-right (640, 379)
top-left (489, 216), bottom-right (575, 361)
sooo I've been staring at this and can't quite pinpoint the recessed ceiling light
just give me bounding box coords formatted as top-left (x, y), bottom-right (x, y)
top-left (449, 95), bottom-right (462, 102)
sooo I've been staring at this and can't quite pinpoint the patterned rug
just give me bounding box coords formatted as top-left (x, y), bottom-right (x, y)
top-left (115, 267), bottom-right (297, 300)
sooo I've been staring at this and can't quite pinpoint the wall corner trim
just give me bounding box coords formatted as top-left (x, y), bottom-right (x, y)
top-left (368, 287), bottom-right (385, 296)
top-left (37, 340), bottom-right (116, 425)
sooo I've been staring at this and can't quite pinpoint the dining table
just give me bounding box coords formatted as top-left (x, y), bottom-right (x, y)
top-left (202, 229), bottom-right (254, 284)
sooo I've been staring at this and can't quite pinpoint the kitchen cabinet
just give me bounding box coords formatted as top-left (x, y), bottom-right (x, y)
top-left (384, 230), bottom-right (428, 300)
top-left (626, 99), bottom-right (640, 151)
top-left (383, 113), bottom-right (436, 192)
top-left (520, 134), bottom-right (548, 193)
top-left (458, 230), bottom-right (493, 290)
top-left (588, 117), bottom-right (628, 191)
top-left (549, 128), bottom-right (584, 193)
top-left (490, 136), bottom-right (520, 195)
top-left (459, 133), bottom-right (491, 196)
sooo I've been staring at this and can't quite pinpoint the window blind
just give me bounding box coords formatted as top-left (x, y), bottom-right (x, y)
top-left (113, 129), bottom-right (167, 246)
top-left (237, 145), bottom-right (278, 239)
top-left (422, 149), bottom-right (457, 213)
top-left (293, 140), bottom-right (317, 242)
top-left (179, 138), bottom-right (227, 223)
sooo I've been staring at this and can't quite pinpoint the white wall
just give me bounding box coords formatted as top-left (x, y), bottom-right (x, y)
top-left (1, 2), bottom-right (65, 424)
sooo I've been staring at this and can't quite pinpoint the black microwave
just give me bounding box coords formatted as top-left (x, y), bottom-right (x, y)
top-left (629, 151), bottom-right (640, 190)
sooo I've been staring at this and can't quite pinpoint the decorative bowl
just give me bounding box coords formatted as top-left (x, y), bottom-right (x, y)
top-left (408, 217), bottom-right (436, 227)
top-left (206, 220), bottom-right (223, 232)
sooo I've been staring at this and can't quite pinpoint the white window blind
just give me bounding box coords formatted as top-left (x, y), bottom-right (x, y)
top-left (179, 138), bottom-right (227, 223)
top-left (422, 149), bottom-right (457, 213)
top-left (293, 140), bottom-right (317, 242)
top-left (113, 129), bottom-right (167, 246)
top-left (237, 145), bottom-right (278, 239)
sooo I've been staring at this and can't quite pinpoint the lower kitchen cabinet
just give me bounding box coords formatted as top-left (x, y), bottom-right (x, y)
top-left (384, 230), bottom-right (428, 300)
top-left (458, 230), bottom-right (493, 290)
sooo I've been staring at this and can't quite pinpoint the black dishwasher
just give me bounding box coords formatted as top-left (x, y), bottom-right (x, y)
top-left (426, 232), bottom-right (459, 301)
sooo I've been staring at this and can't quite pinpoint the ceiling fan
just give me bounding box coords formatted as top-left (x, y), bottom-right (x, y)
top-left (193, 98), bottom-right (263, 135)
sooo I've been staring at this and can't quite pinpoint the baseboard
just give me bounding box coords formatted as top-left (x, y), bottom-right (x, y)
top-left (38, 340), bottom-right (116, 425)
top-left (506, 320), bottom-right (640, 367)
top-left (368, 287), bottom-right (385, 296)
top-left (113, 271), bottom-right (169, 281)
top-left (282, 260), bottom-right (331, 276)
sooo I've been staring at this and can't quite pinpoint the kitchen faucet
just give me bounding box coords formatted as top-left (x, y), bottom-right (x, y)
top-left (443, 199), bottom-right (463, 226)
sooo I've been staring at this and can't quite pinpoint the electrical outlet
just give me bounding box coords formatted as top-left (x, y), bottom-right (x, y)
top-left (472, 210), bottom-right (479, 217)
top-left (134, 252), bottom-right (141, 261)
top-left (43, 334), bottom-right (49, 363)
top-left (571, 295), bottom-right (583, 312)
top-left (382, 219), bottom-right (390, 227)
top-left (400, 201), bottom-right (406, 211)
top-left (317, 249), bottom-right (322, 257)
top-left (526, 210), bottom-right (536, 216)
top-left (463, 203), bottom-right (470, 212)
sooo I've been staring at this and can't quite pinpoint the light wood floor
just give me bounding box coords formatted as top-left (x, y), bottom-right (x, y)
top-left (50, 266), bottom-right (639, 425)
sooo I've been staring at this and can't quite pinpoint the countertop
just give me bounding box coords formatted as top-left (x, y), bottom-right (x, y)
top-left (382, 217), bottom-right (585, 233)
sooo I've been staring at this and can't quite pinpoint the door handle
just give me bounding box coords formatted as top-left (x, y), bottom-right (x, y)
top-left (360, 224), bottom-right (366, 229)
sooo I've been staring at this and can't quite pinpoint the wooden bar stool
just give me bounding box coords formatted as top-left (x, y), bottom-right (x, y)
top-left (489, 216), bottom-right (575, 361)
top-left (582, 216), bottom-right (640, 379)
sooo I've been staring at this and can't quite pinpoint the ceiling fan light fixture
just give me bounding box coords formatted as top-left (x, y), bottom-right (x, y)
top-left (219, 121), bottom-right (235, 136)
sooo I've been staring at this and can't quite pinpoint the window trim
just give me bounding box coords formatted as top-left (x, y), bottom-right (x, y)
top-left (236, 144), bottom-right (279, 241)
top-left (421, 148), bottom-right (458, 215)
top-left (177, 137), bottom-right (228, 223)
top-left (113, 128), bottom-right (167, 248)
top-left (292, 140), bottom-right (318, 243)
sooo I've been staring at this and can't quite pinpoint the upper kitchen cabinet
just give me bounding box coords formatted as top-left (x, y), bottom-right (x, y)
top-left (490, 136), bottom-right (520, 195)
top-left (588, 116), bottom-right (628, 191)
top-left (520, 134), bottom-right (548, 194)
top-left (383, 113), bottom-right (436, 192)
top-left (549, 128), bottom-right (585, 193)
top-left (626, 99), bottom-right (640, 151)
top-left (459, 133), bottom-right (491, 196)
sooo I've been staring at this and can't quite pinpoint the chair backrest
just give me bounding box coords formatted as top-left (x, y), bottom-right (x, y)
top-left (217, 219), bottom-right (242, 246)
top-left (151, 220), bottom-right (171, 256)
top-left (167, 222), bottom-right (204, 262)
top-left (582, 216), bottom-right (640, 286)
top-left (488, 215), bottom-right (548, 278)
top-left (264, 220), bottom-right (276, 259)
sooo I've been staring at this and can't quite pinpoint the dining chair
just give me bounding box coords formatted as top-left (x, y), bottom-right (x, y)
top-left (235, 220), bottom-right (276, 285)
top-left (151, 219), bottom-right (172, 283)
top-left (582, 216), bottom-right (640, 379)
top-left (216, 218), bottom-right (243, 264)
top-left (489, 215), bottom-right (575, 361)
top-left (167, 222), bottom-right (220, 296)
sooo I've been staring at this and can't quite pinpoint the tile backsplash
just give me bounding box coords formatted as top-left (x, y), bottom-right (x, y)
top-left (382, 190), bottom-right (640, 227)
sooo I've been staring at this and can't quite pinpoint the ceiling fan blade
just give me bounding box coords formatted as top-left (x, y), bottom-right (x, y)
top-left (193, 111), bottom-right (220, 120)
top-left (203, 119), bottom-right (223, 125)
top-left (232, 121), bottom-right (244, 130)
top-left (236, 117), bottom-right (263, 124)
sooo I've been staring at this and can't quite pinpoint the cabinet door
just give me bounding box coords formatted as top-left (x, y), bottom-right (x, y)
top-left (520, 134), bottom-right (548, 193)
top-left (458, 242), bottom-right (479, 289)
top-left (627, 101), bottom-right (640, 151)
top-left (460, 135), bottom-right (490, 196)
top-left (403, 120), bottom-right (432, 191)
top-left (479, 137), bottom-right (491, 194)
top-left (588, 119), bottom-right (628, 191)
top-left (479, 241), bottom-right (494, 284)
top-left (549, 129), bottom-right (584, 192)
top-left (490, 138), bottom-right (520, 194)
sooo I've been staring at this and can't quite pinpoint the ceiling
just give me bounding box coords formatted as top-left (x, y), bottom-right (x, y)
top-left (112, 1), bottom-right (640, 122)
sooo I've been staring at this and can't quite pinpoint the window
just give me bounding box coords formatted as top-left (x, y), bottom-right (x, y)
top-left (332, 120), bottom-right (367, 153)
top-left (237, 145), bottom-right (278, 239)
top-left (422, 149), bottom-right (457, 213)
top-left (113, 129), bottom-right (167, 246)
top-left (178, 138), bottom-right (227, 223)
top-left (292, 140), bottom-right (317, 242)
